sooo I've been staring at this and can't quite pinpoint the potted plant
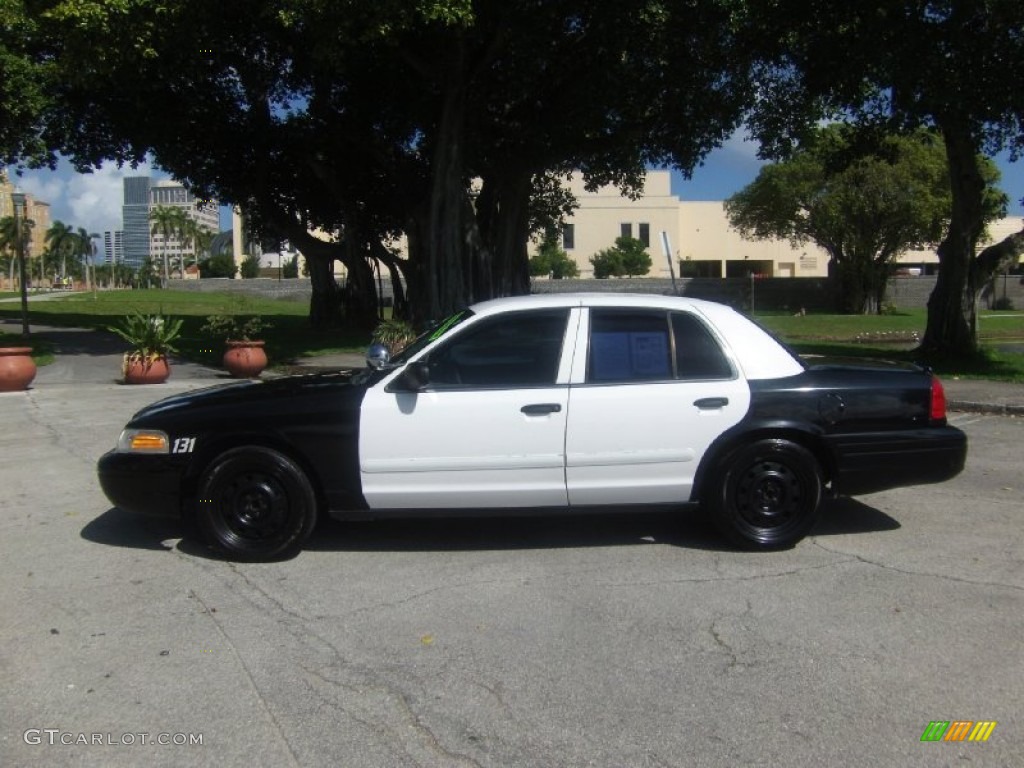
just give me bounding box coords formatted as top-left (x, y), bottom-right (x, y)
top-left (108, 312), bottom-right (183, 384)
top-left (371, 318), bottom-right (417, 355)
top-left (201, 315), bottom-right (271, 378)
top-left (0, 344), bottom-right (37, 392)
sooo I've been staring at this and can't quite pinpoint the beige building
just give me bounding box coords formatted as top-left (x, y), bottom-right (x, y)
top-left (1, 172), bottom-right (51, 284)
top-left (227, 168), bottom-right (1021, 281)
top-left (547, 170), bottom-right (1022, 279)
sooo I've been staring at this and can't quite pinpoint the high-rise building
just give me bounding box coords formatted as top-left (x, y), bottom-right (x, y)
top-left (103, 230), bottom-right (124, 265)
top-left (121, 176), bottom-right (220, 270)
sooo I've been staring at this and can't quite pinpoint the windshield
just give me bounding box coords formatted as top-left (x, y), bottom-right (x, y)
top-left (389, 309), bottom-right (474, 366)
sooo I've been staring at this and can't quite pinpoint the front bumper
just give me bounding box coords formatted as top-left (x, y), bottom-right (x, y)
top-left (97, 450), bottom-right (184, 518)
top-left (825, 426), bottom-right (967, 496)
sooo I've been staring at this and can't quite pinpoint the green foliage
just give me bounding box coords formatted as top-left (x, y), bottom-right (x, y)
top-left (590, 236), bottom-right (652, 278)
top-left (0, 3), bottom-right (51, 166)
top-left (725, 126), bottom-right (1004, 314)
top-left (199, 251), bottom-right (237, 278)
top-left (529, 232), bottom-right (579, 279)
top-left (590, 249), bottom-right (622, 279)
top-left (239, 253), bottom-right (261, 279)
top-left (108, 312), bottom-right (183, 361)
top-left (33, 0), bottom-right (758, 320)
top-left (745, 1), bottom-right (1024, 353)
top-left (200, 314), bottom-right (270, 342)
top-left (371, 318), bottom-right (418, 354)
top-left (282, 255), bottom-right (299, 279)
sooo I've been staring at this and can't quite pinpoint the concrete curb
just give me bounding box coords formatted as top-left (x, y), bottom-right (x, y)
top-left (948, 400), bottom-right (1024, 416)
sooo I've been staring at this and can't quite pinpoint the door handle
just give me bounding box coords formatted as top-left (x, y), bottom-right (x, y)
top-left (694, 397), bottom-right (729, 410)
top-left (521, 403), bottom-right (562, 415)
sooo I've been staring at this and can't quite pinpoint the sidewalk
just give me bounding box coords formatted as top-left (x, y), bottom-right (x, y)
top-left (7, 321), bottom-right (1024, 414)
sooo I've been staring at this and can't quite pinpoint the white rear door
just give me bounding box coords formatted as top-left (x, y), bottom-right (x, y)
top-left (565, 307), bottom-right (749, 506)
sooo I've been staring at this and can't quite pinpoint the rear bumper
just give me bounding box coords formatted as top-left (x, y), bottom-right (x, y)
top-left (825, 426), bottom-right (967, 496)
top-left (97, 450), bottom-right (183, 518)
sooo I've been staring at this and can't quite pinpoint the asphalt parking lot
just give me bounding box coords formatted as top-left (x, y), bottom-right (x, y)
top-left (1, 337), bottom-right (1022, 767)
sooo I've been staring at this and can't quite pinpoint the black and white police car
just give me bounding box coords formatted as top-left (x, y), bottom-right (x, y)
top-left (98, 294), bottom-right (966, 560)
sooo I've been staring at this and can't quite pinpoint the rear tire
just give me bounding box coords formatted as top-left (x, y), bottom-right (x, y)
top-left (195, 446), bottom-right (317, 561)
top-left (707, 439), bottom-right (822, 550)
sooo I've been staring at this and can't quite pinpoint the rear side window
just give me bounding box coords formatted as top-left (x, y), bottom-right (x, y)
top-left (671, 312), bottom-right (734, 380)
top-left (587, 309), bottom-right (733, 383)
top-left (588, 311), bottom-right (672, 383)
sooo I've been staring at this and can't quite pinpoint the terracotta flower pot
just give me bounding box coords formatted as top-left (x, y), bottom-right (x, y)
top-left (223, 340), bottom-right (268, 378)
top-left (0, 347), bottom-right (37, 392)
top-left (123, 354), bottom-right (171, 384)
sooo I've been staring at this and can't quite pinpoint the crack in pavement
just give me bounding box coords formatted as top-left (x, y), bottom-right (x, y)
top-left (809, 538), bottom-right (1024, 593)
top-left (186, 587), bottom-right (302, 768)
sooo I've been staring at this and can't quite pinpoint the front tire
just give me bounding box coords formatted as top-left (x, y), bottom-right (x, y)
top-left (707, 439), bottom-right (822, 550)
top-left (195, 446), bottom-right (318, 561)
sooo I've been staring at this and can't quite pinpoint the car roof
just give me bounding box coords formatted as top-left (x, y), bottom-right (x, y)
top-left (465, 293), bottom-right (805, 380)
top-left (468, 292), bottom-right (727, 315)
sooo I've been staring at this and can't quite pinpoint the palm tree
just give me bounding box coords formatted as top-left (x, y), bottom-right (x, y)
top-left (45, 221), bottom-right (76, 287)
top-left (2, 215), bottom-right (35, 288)
top-left (149, 205), bottom-right (187, 286)
top-left (0, 217), bottom-right (19, 288)
top-left (76, 227), bottom-right (99, 291)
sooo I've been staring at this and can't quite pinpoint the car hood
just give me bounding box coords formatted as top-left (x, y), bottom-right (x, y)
top-left (129, 370), bottom-right (368, 424)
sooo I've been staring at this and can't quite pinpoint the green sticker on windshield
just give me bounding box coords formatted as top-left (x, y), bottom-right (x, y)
top-left (429, 311), bottom-right (466, 341)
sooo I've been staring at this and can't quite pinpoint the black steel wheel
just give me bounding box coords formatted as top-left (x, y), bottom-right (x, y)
top-left (196, 446), bottom-right (317, 561)
top-left (708, 439), bottom-right (822, 550)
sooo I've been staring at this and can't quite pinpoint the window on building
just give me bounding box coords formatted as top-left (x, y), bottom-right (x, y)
top-left (620, 223), bottom-right (633, 239)
top-left (562, 224), bottom-right (575, 251)
top-left (638, 223), bottom-right (650, 247)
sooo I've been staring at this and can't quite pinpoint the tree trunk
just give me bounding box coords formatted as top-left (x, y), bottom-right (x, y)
top-left (921, 122), bottom-right (987, 356)
top-left (423, 75), bottom-right (470, 321)
top-left (834, 257), bottom-right (873, 314)
top-left (475, 171), bottom-right (533, 300)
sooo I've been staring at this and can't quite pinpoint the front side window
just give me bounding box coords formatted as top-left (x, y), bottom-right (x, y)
top-left (426, 309), bottom-right (569, 388)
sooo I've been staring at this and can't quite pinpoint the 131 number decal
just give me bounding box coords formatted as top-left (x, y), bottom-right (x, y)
top-left (172, 437), bottom-right (196, 454)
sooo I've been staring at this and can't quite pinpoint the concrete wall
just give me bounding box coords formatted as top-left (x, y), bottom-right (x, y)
top-left (173, 273), bottom-right (1024, 312)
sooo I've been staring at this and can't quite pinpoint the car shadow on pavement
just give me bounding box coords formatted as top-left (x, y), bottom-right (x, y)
top-left (811, 497), bottom-right (901, 537)
top-left (82, 498), bottom-right (900, 560)
top-left (81, 508), bottom-right (183, 552)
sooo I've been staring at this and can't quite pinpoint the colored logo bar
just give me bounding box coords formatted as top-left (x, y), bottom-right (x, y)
top-left (921, 721), bottom-right (997, 742)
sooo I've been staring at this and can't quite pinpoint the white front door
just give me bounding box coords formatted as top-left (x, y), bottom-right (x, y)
top-left (359, 308), bottom-right (579, 509)
top-left (565, 308), bottom-right (749, 506)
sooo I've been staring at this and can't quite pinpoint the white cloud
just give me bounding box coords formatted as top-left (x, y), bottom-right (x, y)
top-left (719, 127), bottom-right (763, 161)
top-left (14, 157), bottom-right (163, 234)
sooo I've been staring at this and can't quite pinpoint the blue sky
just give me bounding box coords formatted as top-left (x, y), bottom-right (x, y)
top-left (9, 133), bottom-right (1024, 237)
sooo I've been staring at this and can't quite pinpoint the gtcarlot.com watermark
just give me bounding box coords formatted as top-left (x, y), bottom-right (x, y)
top-left (24, 729), bottom-right (203, 747)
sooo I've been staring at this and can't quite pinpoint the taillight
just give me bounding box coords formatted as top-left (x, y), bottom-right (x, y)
top-left (930, 376), bottom-right (947, 422)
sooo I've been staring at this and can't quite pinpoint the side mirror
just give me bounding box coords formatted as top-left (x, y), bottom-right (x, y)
top-left (391, 360), bottom-right (430, 392)
top-left (366, 343), bottom-right (391, 370)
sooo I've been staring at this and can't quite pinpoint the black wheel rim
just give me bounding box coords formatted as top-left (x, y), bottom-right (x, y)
top-left (214, 470), bottom-right (290, 545)
top-left (734, 459), bottom-right (804, 531)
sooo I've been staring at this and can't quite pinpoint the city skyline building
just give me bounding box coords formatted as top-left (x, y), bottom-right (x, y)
top-left (103, 230), bottom-right (124, 265)
top-left (121, 176), bottom-right (220, 270)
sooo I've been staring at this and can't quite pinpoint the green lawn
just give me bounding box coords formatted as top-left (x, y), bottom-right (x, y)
top-left (1, 289), bottom-right (1022, 380)
top-left (756, 309), bottom-right (1024, 381)
top-left (0, 289), bottom-right (370, 368)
